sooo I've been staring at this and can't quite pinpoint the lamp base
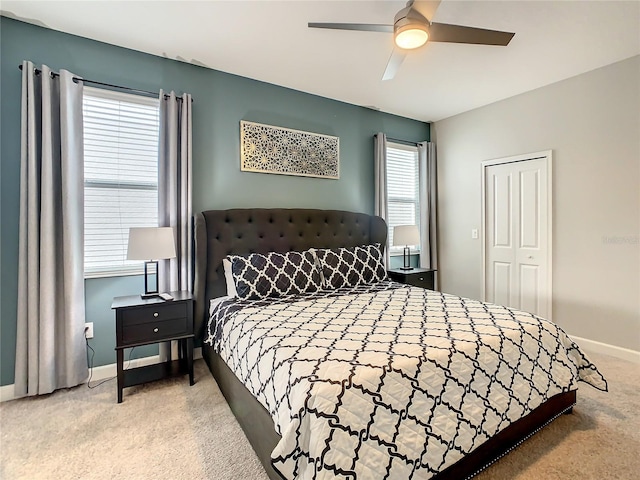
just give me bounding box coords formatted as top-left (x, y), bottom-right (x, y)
top-left (143, 260), bottom-right (159, 298)
top-left (140, 292), bottom-right (161, 299)
top-left (401, 245), bottom-right (413, 271)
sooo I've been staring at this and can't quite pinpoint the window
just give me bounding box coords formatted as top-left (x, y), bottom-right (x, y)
top-left (386, 142), bottom-right (420, 253)
top-left (83, 87), bottom-right (160, 277)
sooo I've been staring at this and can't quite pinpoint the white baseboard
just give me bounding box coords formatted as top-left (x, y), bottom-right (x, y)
top-left (0, 383), bottom-right (15, 403)
top-left (570, 335), bottom-right (640, 364)
top-left (0, 347), bottom-right (203, 402)
top-left (87, 353), bottom-right (161, 382)
top-left (89, 346), bottom-right (203, 382)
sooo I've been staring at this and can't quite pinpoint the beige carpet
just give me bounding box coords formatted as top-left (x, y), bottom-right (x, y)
top-left (1, 350), bottom-right (638, 480)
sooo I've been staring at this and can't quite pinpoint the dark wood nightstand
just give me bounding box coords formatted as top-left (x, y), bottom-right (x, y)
top-left (388, 268), bottom-right (437, 290)
top-left (111, 291), bottom-right (194, 403)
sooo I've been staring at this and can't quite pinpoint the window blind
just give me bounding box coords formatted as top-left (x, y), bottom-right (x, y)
top-left (386, 142), bottom-right (420, 251)
top-left (83, 87), bottom-right (160, 277)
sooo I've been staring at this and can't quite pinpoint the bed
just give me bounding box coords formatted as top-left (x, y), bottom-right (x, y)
top-left (193, 208), bottom-right (606, 480)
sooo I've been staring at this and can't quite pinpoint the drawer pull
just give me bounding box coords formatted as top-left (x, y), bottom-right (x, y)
top-left (419, 277), bottom-right (424, 281)
top-left (154, 328), bottom-right (159, 333)
top-left (153, 312), bottom-right (159, 318)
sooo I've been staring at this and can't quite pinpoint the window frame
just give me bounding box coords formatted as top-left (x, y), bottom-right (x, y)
top-left (386, 141), bottom-right (421, 256)
top-left (82, 86), bottom-right (160, 279)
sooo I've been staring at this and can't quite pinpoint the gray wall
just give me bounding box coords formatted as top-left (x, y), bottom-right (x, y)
top-left (433, 55), bottom-right (639, 351)
top-left (0, 17), bottom-right (430, 385)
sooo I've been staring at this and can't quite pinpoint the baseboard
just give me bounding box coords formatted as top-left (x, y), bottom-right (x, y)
top-left (89, 346), bottom-right (203, 382)
top-left (0, 347), bottom-right (203, 402)
top-left (570, 335), bottom-right (640, 364)
top-left (0, 383), bottom-right (15, 403)
top-left (87, 353), bottom-right (162, 382)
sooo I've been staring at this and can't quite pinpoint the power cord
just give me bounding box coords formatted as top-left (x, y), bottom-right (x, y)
top-left (85, 337), bottom-right (135, 389)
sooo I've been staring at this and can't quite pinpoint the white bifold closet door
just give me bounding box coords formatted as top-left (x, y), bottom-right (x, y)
top-left (484, 155), bottom-right (550, 318)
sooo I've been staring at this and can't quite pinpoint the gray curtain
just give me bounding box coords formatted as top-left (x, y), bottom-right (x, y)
top-left (15, 61), bottom-right (88, 397)
top-left (374, 133), bottom-right (390, 267)
top-left (158, 90), bottom-right (193, 359)
top-left (418, 142), bottom-right (438, 276)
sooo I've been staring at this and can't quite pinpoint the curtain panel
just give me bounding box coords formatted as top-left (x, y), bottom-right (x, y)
top-left (158, 90), bottom-right (193, 292)
top-left (158, 91), bottom-right (193, 360)
top-left (15, 61), bottom-right (88, 396)
top-left (374, 133), bottom-right (390, 267)
top-left (418, 142), bottom-right (438, 275)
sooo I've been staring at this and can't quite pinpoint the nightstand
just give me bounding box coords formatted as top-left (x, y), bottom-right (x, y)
top-left (388, 268), bottom-right (437, 290)
top-left (111, 291), bottom-right (194, 403)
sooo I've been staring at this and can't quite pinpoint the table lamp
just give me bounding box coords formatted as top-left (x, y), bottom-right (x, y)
top-left (393, 225), bottom-right (419, 271)
top-left (127, 227), bottom-right (176, 298)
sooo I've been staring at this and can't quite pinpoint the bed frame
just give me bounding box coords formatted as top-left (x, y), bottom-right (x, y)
top-left (194, 208), bottom-right (576, 480)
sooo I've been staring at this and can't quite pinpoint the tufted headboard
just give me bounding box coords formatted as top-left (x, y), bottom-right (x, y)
top-left (193, 208), bottom-right (388, 338)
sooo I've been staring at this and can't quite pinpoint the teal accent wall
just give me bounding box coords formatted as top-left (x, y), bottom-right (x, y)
top-left (389, 254), bottom-right (420, 270)
top-left (0, 17), bottom-right (430, 386)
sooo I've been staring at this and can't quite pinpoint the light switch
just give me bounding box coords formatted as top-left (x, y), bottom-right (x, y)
top-left (471, 229), bottom-right (479, 239)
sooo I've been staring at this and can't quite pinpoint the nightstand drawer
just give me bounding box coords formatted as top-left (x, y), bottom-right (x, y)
top-left (406, 275), bottom-right (433, 289)
top-left (121, 303), bottom-right (187, 326)
top-left (121, 317), bottom-right (188, 345)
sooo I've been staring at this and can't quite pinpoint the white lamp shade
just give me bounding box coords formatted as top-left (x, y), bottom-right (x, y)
top-left (393, 225), bottom-right (420, 246)
top-left (127, 227), bottom-right (176, 261)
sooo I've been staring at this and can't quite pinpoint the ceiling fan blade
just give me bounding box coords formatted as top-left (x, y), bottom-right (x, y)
top-left (429, 23), bottom-right (515, 46)
top-left (308, 23), bottom-right (393, 33)
top-left (382, 48), bottom-right (407, 81)
top-left (411, 0), bottom-right (442, 22)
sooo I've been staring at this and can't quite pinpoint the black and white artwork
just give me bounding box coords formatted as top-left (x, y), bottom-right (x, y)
top-left (240, 121), bottom-right (339, 179)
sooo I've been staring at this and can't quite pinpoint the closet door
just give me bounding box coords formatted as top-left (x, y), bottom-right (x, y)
top-left (484, 152), bottom-right (551, 318)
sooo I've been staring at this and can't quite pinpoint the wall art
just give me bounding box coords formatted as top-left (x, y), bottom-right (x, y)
top-left (240, 120), bottom-right (339, 179)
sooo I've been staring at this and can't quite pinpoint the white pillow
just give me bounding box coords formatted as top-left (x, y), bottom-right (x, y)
top-left (209, 295), bottom-right (231, 316)
top-left (222, 258), bottom-right (238, 298)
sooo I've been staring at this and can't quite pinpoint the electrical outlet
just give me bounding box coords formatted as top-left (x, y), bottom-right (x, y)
top-left (84, 322), bottom-right (94, 339)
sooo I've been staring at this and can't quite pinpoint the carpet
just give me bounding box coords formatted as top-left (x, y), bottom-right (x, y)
top-left (1, 350), bottom-right (637, 479)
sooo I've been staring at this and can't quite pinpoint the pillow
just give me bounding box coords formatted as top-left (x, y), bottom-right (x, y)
top-left (222, 258), bottom-right (238, 298)
top-left (314, 244), bottom-right (387, 289)
top-left (209, 295), bottom-right (231, 316)
top-left (227, 249), bottom-right (323, 300)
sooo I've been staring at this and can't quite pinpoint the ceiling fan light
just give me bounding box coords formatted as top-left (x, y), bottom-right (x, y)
top-left (395, 25), bottom-right (428, 49)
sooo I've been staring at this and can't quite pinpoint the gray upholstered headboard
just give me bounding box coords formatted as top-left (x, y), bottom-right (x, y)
top-left (193, 208), bottom-right (388, 339)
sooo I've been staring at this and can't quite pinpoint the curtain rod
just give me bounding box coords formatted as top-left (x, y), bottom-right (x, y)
top-left (18, 64), bottom-right (192, 102)
top-left (374, 133), bottom-right (419, 146)
top-left (388, 137), bottom-right (419, 146)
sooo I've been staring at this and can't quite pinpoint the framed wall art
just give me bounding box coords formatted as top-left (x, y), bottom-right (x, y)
top-left (240, 120), bottom-right (339, 179)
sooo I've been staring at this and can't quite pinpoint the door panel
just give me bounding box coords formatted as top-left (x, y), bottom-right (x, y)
top-left (520, 169), bottom-right (539, 249)
top-left (493, 173), bottom-right (512, 247)
top-left (493, 262), bottom-right (512, 306)
top-left (485, 155), bottom-right (549, 318)
top-left (519, 264), bottom-right (539, 314)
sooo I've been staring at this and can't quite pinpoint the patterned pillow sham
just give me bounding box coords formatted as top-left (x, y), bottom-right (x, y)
top-left (314, 243), bottom-right (387, 289)
top-left (227, 249), bottom-right (323, 300)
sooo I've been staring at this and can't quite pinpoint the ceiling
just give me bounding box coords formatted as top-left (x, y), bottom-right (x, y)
top-left (2, 1), bottom-right (639, 122)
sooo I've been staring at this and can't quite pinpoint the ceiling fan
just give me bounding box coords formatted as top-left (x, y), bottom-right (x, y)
top-left (308, 0), bottom-right (515, 80)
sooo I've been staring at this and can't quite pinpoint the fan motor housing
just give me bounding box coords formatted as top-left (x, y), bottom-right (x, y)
top-left (394, 6), bottom-right (429, 30)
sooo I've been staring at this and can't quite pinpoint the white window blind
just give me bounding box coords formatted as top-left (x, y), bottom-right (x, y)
top-left (387, 142), bottom-right (420, 252)
top-left (83, 87), bottom-right (160, 277)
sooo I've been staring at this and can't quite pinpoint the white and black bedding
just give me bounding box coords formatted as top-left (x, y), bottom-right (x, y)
top-left (205, 280), bottom-right (607, 480)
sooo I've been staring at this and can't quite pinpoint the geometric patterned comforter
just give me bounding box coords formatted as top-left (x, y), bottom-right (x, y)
top-left (205, 281), bottom-right (607, 480)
